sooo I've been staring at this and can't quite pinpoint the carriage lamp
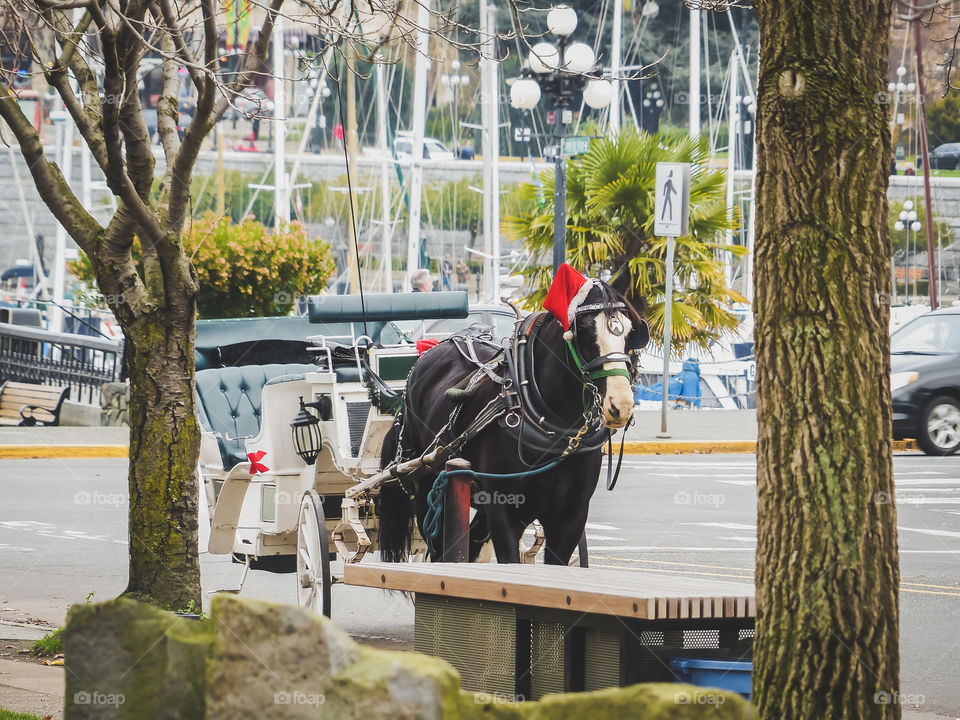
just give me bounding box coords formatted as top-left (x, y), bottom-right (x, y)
top-left (291, 396), bottom-right (322, 465)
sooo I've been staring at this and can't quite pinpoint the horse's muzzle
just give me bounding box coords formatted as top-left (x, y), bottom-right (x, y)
top-left (601, 376), bottom-right (635, 429)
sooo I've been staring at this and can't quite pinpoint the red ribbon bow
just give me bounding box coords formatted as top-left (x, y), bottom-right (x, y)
top-left (247, 450), bottom-right (269, 475)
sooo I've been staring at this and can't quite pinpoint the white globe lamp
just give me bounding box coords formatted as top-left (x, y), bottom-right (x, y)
top-left (547, 5), bottom-right (578, 37)
top-left (510, 78), bottom-right (542, 110)
top-left (911, 221), bottom-right (922, 232)
top-left (529, 42), bottom-right (560, 74)
top-left (583, 79), bottom-right (614, 109)
top-left (564, 42), bottom-right (596, 74)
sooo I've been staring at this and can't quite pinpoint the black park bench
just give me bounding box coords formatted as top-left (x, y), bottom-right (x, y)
top-left (0, 381), bottom-right (71, 426)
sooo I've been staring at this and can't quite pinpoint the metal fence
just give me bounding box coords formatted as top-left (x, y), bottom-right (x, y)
top-left (0, 322), bottom-right (123, 405)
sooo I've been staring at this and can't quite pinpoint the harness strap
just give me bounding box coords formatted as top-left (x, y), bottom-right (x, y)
top-left (605, 419), bottom-right (630, 491)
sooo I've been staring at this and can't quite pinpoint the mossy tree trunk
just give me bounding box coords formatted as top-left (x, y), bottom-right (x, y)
top-left (752, 2), bottom-right (900, 718)
top-left (123, 306), bottom-right (201, 609)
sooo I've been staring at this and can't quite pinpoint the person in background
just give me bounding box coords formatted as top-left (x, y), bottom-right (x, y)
top-left (410, 269), bottom-right (434, 292)
top-left (333, 122), bottom-right (344, 149)
top-left (459, 140), bottom-right (475, 160)
top-left (441, 255), bottom-right (453, 291)
top-left (890, 156), bottom-right (897, 176)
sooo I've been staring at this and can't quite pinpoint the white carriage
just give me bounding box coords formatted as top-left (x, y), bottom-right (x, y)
top-left (196, 292), bottom-right (472, 616)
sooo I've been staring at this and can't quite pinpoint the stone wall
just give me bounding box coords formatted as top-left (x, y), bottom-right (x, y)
top-left (99, 382), bottom-right (129, 427)
top-left (64, 596), bottom-right (756, 720)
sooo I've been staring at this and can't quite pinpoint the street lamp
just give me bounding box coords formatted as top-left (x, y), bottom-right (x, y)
top-left (640, 81), bottom-right (664, 134)
top-left (509, 5), bottom-right (613, 273)
top-left (895, 200), bottom-right (923, 304)
top-left (440, 59), bottom-right (470, 149)
top-left (887, 65), bottom-right (916, 163)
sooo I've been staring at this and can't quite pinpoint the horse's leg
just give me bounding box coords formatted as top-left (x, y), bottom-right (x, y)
top-left (469, 512), bottom-right (491, 562)
top-left (485, 505), bottom-right (525, 563)
top-left (541, 518), bottom-right (586, 565)
top-left (540, 454), bottom-right (601, 565)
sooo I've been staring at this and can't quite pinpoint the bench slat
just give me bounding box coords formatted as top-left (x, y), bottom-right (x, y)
top-left (0, 390), bottom-right (65, 406)
top-left (344, 563), bottom-right (756, 621)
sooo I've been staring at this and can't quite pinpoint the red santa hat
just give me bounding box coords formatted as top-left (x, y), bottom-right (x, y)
top-left (543, 263), bottom-right (596, 341)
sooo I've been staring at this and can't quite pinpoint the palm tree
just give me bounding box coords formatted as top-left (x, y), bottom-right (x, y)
top-left (502, 130), bottom-right (746, 354)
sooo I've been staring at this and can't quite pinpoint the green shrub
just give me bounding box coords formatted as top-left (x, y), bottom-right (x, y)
top-left (70, 214), bottom-right (337, 319)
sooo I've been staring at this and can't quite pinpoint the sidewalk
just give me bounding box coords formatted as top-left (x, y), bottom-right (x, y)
top-left (0, 623), bottom-right (62, 720)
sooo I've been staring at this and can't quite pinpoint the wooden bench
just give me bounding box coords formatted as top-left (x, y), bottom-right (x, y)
top-left (345, 562), bottom-right (755, 702)
top-left (0, 381), bottom-right (70, 426)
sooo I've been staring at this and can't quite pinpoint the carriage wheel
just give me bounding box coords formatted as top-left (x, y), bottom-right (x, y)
top-left (296, 490), bottom-right (332, 617)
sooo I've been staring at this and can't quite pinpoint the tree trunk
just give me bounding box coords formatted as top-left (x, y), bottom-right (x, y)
top-left (752, 2), bottom-right (899, 718)
top-left (123, 308), bottom-right (201, 610)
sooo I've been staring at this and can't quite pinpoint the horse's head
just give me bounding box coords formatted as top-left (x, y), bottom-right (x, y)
top-left (566, 272), bottom-right (649, 429)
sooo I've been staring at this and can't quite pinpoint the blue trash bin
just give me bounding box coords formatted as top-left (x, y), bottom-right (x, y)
top-left (669, 657), bottom-right (752, 699)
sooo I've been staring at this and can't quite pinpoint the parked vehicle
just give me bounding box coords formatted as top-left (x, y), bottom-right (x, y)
top-left (393, 133), bottom-right (455, 161)
top-left (926, 143), bottom-right (960, 170)
top-left (891, 307), bottom-right (960, 454)
top-left (229, 88), bottom-right (275, 120)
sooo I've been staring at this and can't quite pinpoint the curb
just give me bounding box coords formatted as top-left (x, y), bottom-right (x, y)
top-left (622, 440), bottom-right (756, 455)
top-left (0, 445), bottom-right (128, 459)
top-left (623, 439), bottom-right (919, 455)
top-left (0, 440), bottom-right (921, 459)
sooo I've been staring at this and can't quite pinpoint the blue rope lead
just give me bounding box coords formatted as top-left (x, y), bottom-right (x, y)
top-left (422, 457), bottom-right (565, 556)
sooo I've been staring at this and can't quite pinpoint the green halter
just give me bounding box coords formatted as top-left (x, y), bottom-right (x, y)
top-left (565, 339), bottom-right (633, 382)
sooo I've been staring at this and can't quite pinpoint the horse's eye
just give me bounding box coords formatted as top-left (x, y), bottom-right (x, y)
top-left (607, 317), bottom-right (624, 336)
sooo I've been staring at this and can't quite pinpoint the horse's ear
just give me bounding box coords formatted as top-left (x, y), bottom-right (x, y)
top-left (609, 267), bottom-right (632, 296)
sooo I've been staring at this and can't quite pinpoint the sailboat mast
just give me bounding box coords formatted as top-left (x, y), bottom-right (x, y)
top-left (724, 52), bottom-right (737, 288)
top-left (273, 15), bottom-right (289, 228)
top-left (609, 0), bottom-right (622, 135)
top-left (689, 8), bottom-right (700, 138)
top-left (406, 0), bottom-right (431, 289)
top-left (376, 60), bottom-right (393, 292)
top-left (346, 42), bottom-right (361, 292)
top-left (482, 2), bottom-right (500, 301)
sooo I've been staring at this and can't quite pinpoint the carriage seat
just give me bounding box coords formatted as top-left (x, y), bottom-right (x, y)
top-left (196, 363), bottom-right (315, 469)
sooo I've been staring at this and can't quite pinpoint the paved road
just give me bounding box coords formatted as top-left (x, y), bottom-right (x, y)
top-left (1, 454), bottom-right (958, 716)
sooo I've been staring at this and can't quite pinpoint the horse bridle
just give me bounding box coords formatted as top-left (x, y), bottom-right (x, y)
top-left (565, 301), bottom-right (639, 386)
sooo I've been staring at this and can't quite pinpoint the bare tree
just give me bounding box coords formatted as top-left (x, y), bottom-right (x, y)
top-left (0, 0), bottom-right (467, 608)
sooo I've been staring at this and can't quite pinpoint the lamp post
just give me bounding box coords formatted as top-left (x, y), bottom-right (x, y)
top-left (895, 200), bottom-right (922, 305)
top-left (509, 5), bottom-right (614, 273)
top-left (887, 65), bottom-right (915, 164)
top-left (440, 59), bottom-right (470, 150)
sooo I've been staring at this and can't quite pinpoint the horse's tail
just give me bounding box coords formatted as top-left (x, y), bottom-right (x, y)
top-left (376, 422), bottom-right (413, 562)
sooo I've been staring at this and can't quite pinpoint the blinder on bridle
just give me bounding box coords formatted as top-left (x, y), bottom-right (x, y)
top-left (566, 298), bottom-right (650, 384)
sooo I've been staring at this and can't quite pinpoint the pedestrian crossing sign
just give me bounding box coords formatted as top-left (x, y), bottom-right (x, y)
top-left (654, 162), bottom-right (691, 237)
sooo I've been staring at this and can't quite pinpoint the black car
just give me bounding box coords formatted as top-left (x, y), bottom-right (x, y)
top-left (891, 307), bottom-right (960, 454)
top-left (927, 143), bottom-right (960, 170)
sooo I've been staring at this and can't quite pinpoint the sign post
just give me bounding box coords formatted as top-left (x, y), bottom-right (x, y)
top-left (653, 162), bottom-right (691, 437)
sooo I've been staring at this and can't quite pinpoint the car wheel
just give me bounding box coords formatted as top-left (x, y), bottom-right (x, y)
top-left (918, 395), bottom-right (960, 455)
